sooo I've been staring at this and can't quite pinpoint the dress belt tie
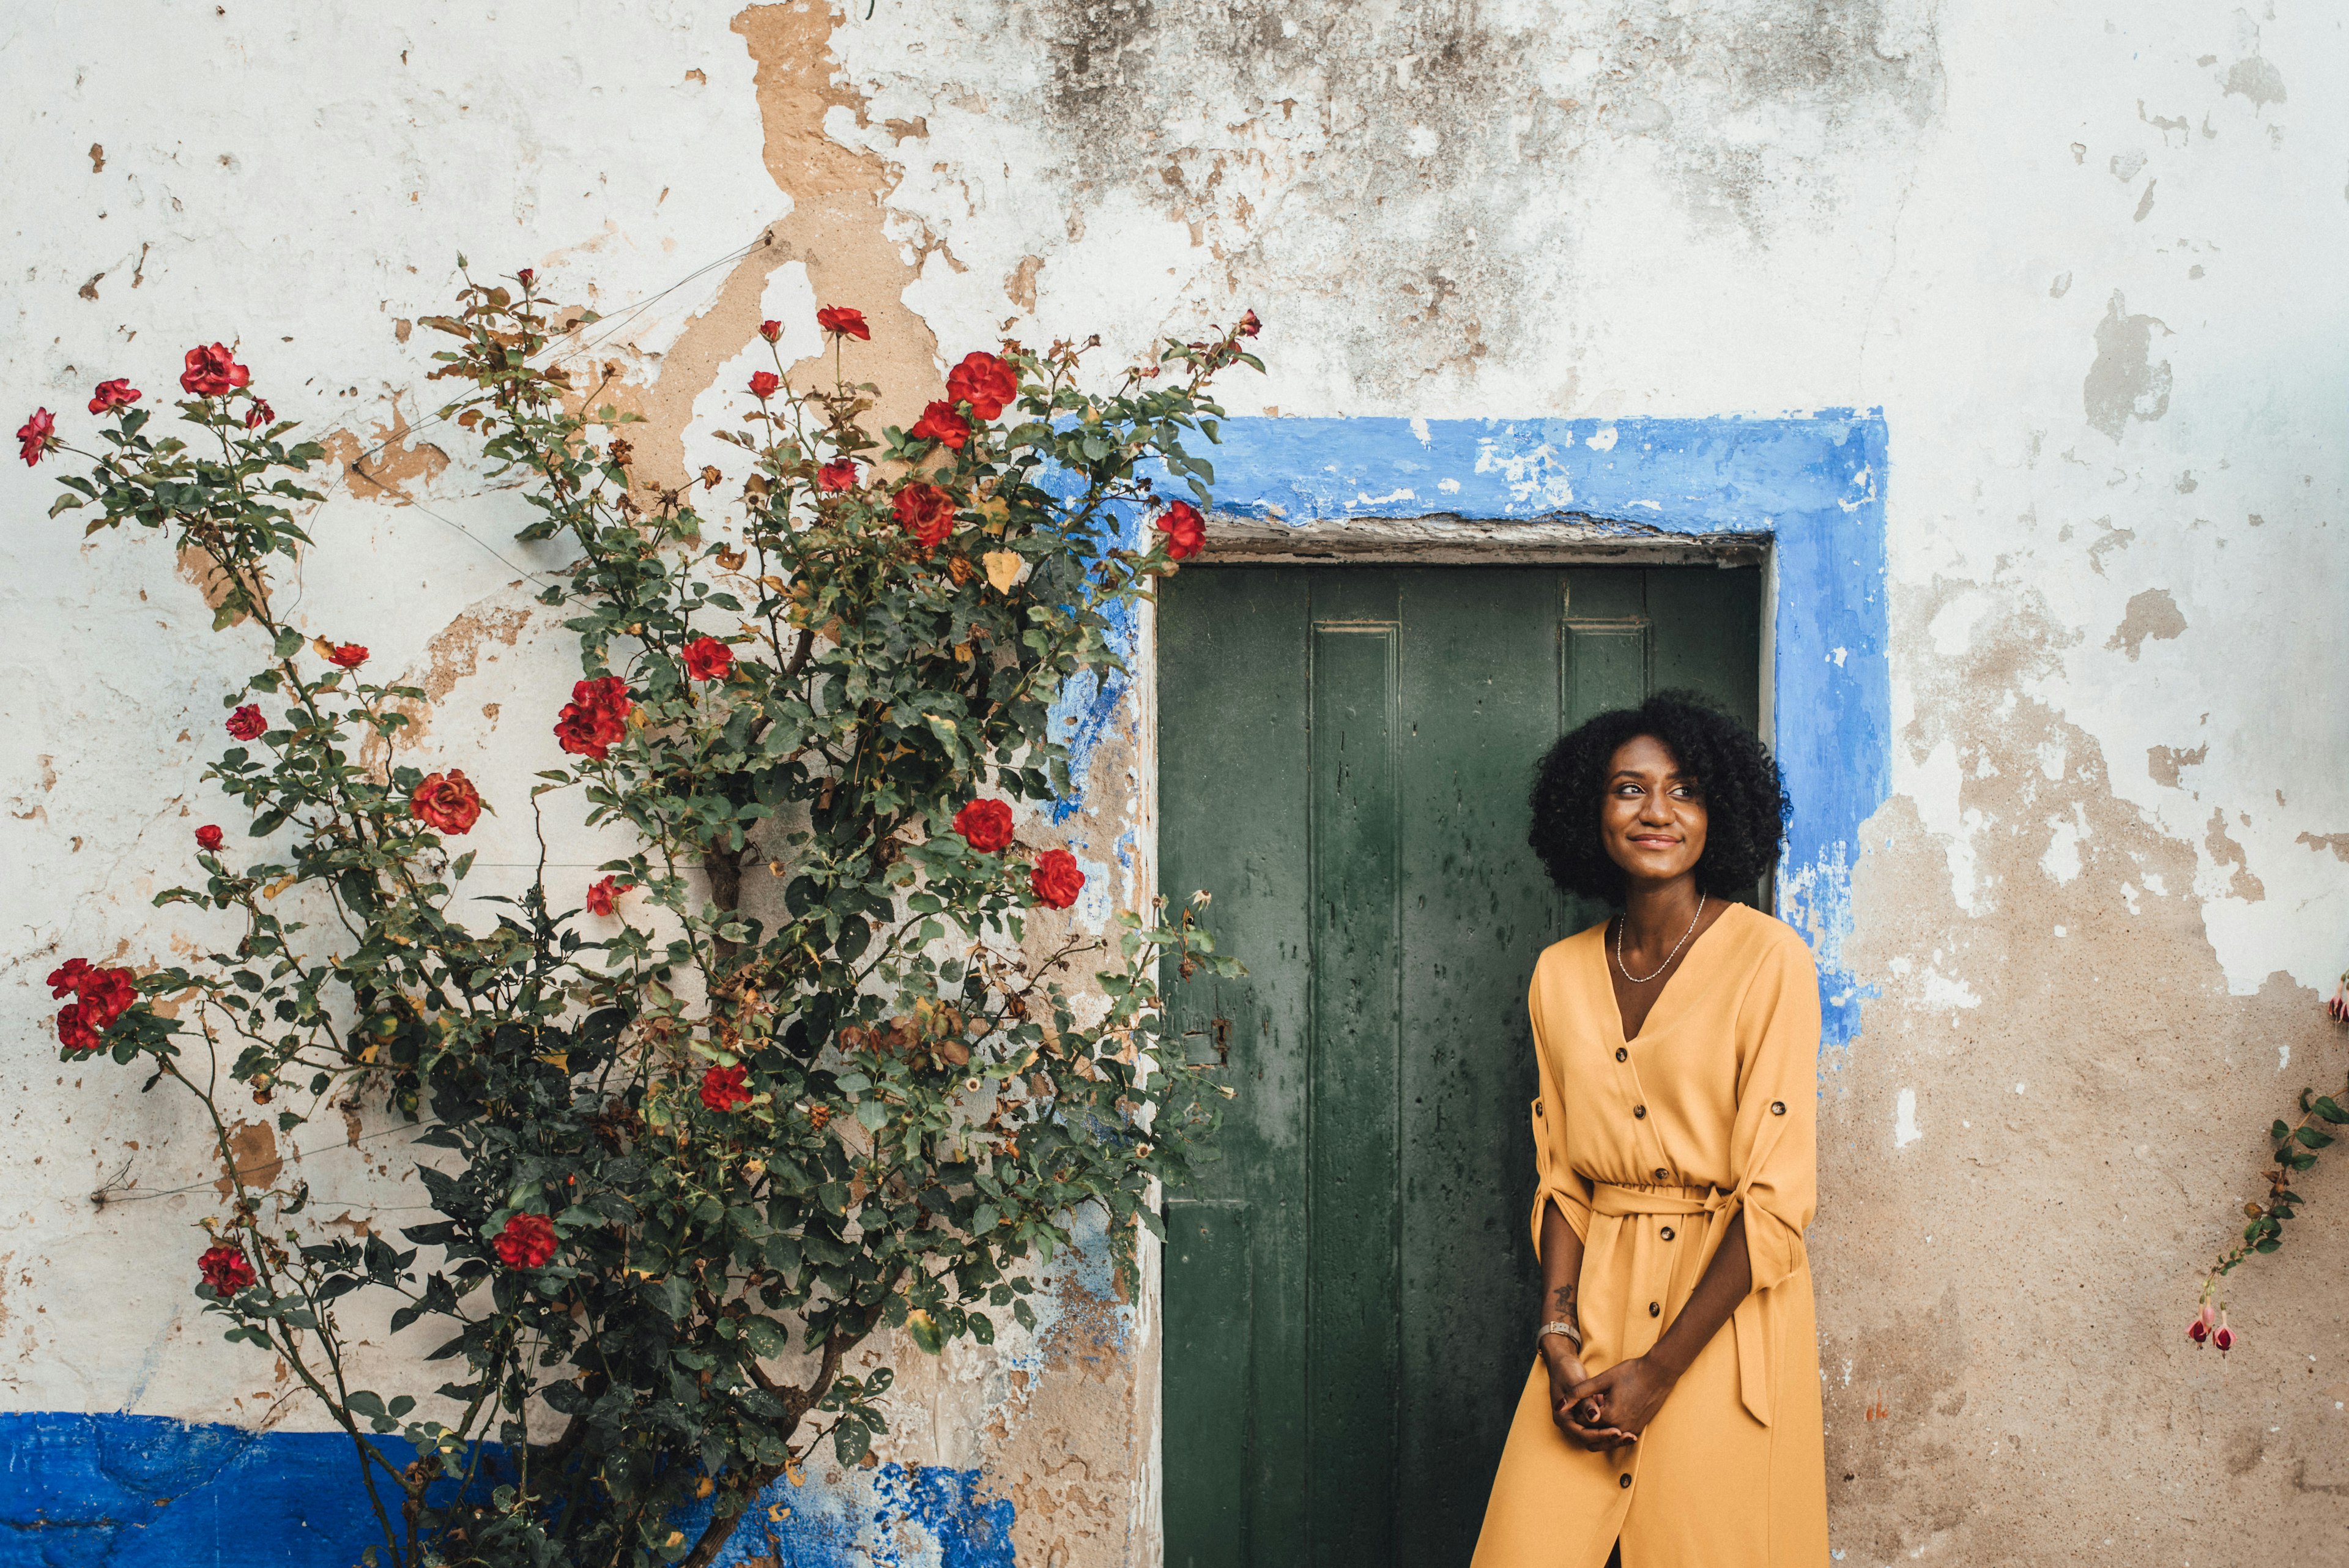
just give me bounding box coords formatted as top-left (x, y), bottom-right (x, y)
top-left (1586, 1181), bottom-right (1774, 1427)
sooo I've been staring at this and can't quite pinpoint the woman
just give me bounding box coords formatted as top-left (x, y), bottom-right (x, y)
top-left (1473, 694), bottom-right (1830, 1568)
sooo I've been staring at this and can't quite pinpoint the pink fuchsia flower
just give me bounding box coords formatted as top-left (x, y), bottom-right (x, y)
top-left (17, 409), bottom-right (57, 467)
top-left (700, 1064), bottom-right (752, 1113)
top-left (2212, 1312), bottom-right (2234, 1355)
top-left (2328, 972), bottom-right (2348, 1024)
top-left (681, 636), bottom-right (734, 682)
top-left (89, 379), bottom-right (141, 415)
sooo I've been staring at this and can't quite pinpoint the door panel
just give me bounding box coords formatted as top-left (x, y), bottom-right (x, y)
top-left (1161, 565), bottom-right (1761, 1568)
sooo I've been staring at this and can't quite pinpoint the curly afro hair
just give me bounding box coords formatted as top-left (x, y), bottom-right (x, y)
top-left (1527, 691), bottom-right (1790, 904)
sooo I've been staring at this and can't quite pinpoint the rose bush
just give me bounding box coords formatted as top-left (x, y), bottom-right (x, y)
top-left (29, 269), bottom-right (1258, 1567)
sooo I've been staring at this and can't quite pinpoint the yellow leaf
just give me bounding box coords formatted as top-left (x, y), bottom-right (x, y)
top-left (696, 1476), bottom-right (714, 1498)
top-left (984, 551), bottom-right (1022, 593)
top-left (262, 875), bottom-right (296, 900)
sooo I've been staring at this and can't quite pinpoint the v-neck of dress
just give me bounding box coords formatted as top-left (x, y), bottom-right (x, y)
top-left (1600, 899), bottom-right (1745, 1044)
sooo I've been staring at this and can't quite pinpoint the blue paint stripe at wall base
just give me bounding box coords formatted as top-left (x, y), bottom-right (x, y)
top-left (0, 1414), bottom-right (1014, 1568)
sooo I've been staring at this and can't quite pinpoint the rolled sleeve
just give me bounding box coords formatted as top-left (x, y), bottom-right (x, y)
top-left (1727, 933), bottom-right (1821, 1295)
top-left (1527, 966), bottom-right (1592, 1255)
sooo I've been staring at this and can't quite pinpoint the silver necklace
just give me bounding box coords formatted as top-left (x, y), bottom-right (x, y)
top-left (1614, 893), bottom-right (1706, 985)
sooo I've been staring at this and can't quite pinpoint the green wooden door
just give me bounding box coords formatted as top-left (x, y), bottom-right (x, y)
top-left (1159, 564), bottom-right (1760, 1567)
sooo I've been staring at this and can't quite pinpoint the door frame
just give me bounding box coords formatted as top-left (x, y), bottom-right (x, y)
top-left (1125, 413), bottom-right (1891, 1559)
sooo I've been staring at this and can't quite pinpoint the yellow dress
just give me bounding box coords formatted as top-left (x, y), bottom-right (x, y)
top-left (1472, 902), bottom-right (1830, 1568)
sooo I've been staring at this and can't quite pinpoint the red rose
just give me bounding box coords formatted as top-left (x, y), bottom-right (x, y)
top-left (817, 305), bottom-right (870, 341)
top-left (17, 409), bottom-right (56, 467)
top-left (196, 825), bottom-right (225, 852)
top-left (80, 968), bottom-right (136, 1028)
top-left (179, 343), bottom-right (251, 399)
top-left (952, 798), bottom-right (1015, 853)
top-left (1030, 847), bottom-right (1086, 909)
top-left (681, 636), bottom-right (734, 682)
top-left (818, 460), bottom-right (858, 492)
top-left (47, 959), bottom-right (97, 1000)
top-left (243, 398), bottom-right (275, 431)
top-left (910, 400), bottom-right (970, 450)
top-left (759, 319), bottom-right (782, 343)
top-left (516, 267), bottom-right (536, 288)
top-left (492, 1212), bottom-right (559, 1269)
top-left (225, 704), bottom-right (267, 741)
top-left (749, 370), bottom-right (782, 400)
top-left (198, 1244), bottom-right (256, 1294)
top-left (584, 875), bottom-right (632, 917)
top-left (410, 770), bottom-right (483, 835)
top-left (700, 1063), bottom-right (752, 1113)
top-left (1154, 501), bottom-right (1206, 561)
top-left (56, 1004), bottom-right (103, 1055)
top-left (892, 483), bottom-right (957, 550)
top-left (89, 379), bottom-right (141, 415)
top-left (1236, 308), bottom-right (1261, 338)
top-left (555, 675), bottom-right (633, 760)
top-left (326, 642), bottom-right (368, 669)
top-left (946, 351), bottom-right (1018, 421)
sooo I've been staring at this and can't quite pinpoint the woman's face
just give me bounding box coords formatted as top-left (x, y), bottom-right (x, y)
top-left (1598, 734), bottom-right (1709, 888)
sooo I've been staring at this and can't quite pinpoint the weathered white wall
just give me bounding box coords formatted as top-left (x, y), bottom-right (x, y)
top-left (4, 1), bottom-right (2346, 1562)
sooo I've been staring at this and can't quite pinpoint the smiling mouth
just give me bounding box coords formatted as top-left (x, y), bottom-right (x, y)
top-left (1630, 835), bottom-right (1679, 849)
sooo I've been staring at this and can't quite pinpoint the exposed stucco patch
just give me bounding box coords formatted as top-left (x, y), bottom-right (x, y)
top-left (2205, 808), bottom-right (2266, 902)
top-left (2104, 587), bottom-right (2186, 661)
top-left (2147, 741), bottom-right (2207, 788)
top-left (2084, 290), bottom-right (2173, 441)
top-left (319, 404), bottom-right (450, 507)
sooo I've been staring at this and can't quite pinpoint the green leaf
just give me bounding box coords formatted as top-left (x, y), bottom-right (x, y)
top-left (2311, 1096), bottom-right (2348, 1125)
top-left (2293, 1125), bottom-right (2333, 1149)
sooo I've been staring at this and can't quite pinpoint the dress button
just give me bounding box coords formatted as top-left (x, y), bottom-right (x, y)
top-left (1534, 1100), bottom-right (1544, 1118)
top-left (1619, 1473), bottom-right (1632, 1489)
top-left (1649, 1301), bottom-right (1660, 1317)
top-left (1770, 1101), bottom-right (1787, 1115)
top-left (1633, 1105), bottom-right (1646, 1119)
top-left (1653, 1167), bottom-right (1668, 1181)
top-left (1660, 1226), bottom-right (1675, 1241)
top-left (1614, 1047), bottom-right (1627, 1063)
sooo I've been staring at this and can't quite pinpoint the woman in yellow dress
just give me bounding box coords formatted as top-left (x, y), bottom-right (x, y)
top-left (1474, 694), bottom-right (1830, 1568)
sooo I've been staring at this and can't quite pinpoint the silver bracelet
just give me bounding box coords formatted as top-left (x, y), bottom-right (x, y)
top-left (1536, 1319), bottom-right (1582, 1350)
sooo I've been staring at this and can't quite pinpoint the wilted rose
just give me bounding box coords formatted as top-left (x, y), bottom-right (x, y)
top-left (682, 636), bottom-right (734, 682)
top-left (226, 704), bottom-right (267, 741)
top-left (198, 1244), bottom-right (256, 1294)
top-left (410, 770), bottom-right (483, 835)
top-left (243, 398), bottom-right (275, 431)
top-left (910, 400), bottom-right (970, 450)
top-left (892, 483), bottom-right (957, 549)
top-left (946, 351), bottom-right (1018, 420)
top-left (952, 798), bottom-right (1015, 853)
top-left (816, 305), bottom-right (870, 341)
top-left (17, 409), bottom-right (56, 467)
top-left (179, 343), bottom-right (251, 398)
top-left (89, 379), bottom-right (141, 415)
top-left (196, 825), bottom-right (225, 852)
top-left (1154, 501), bottom-right (1206, 560)
top-left (700, 1064), bottom-right (752, 1113)
top-left (492, 1213), bottom-right (559, 1270)
top-left (1236, 308), bottom-right (1262, 338)
top-left (1030, 847), bottom-right (1086, 909)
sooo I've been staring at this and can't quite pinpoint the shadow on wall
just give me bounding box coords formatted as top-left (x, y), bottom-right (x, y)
top-left (0, 1413), bottom-right (1013, 1568)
